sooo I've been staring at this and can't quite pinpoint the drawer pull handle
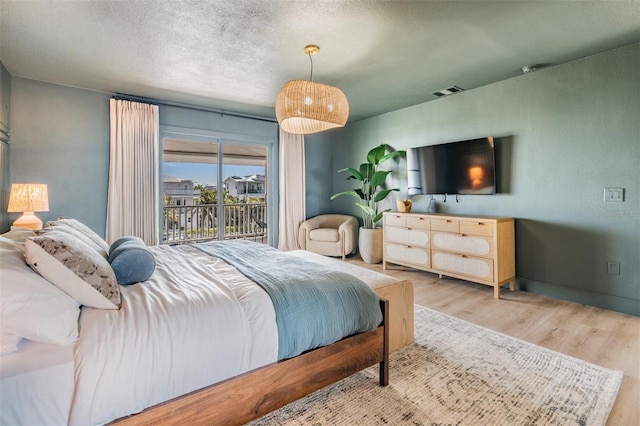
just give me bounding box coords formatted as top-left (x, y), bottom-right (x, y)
top-left (478, 222), bottom-right (484, 225)
top-left (461, 234), bottom-right (467, 237)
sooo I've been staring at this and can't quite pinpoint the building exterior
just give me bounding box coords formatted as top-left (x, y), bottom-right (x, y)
top-left (163, 175), bottom-right (201, 231)
top-left (223, 174), bottom-right (266, 199)
top-left (163, 175), bottom-right (200, 206)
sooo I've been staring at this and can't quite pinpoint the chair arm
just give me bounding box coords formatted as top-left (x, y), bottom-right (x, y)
top-left (298, 217), bottom-right (322, 249)
top-left (338, 216), bottom-right (359, 254)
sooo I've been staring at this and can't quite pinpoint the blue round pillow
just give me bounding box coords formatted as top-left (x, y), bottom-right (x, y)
top-left (108, 240), bottom-right (156, 285)
top-left (108, 236), bottom-right (146, 260)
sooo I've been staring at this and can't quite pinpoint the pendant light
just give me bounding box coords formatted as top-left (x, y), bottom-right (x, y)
top-left (276, 45), bottom-right (349, 135)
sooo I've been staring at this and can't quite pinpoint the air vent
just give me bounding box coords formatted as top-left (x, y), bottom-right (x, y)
top-left (432, 86), bottom-right (464, 97)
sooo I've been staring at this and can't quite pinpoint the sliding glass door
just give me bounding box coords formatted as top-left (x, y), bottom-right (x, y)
top-left (159, 127), bottom-right (275, 246)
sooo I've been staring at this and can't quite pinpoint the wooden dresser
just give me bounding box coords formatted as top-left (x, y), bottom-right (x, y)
top-left (383, 212), bottom-right (515, 298)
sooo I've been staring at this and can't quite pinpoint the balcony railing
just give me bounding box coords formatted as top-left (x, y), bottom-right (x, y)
top-left (162, 202), bottom-right (267, 244)
top-left (164, 189), bottom-right (201, 196)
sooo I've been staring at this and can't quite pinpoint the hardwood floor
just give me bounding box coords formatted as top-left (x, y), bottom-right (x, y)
top-left (346, 256), bottom-right (640, 426)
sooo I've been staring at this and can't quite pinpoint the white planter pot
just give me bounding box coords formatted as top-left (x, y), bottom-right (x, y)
top-left (359, 227), bottom-right (383, 264)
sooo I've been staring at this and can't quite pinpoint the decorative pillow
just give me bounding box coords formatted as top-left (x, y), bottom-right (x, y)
top-left (25, 230), bottom-right (121, 309)
top-left (41, 222), bottom-right (108, 258)
top-left (108, 235), bottom-right (145, 255)
top-left (0, 242), bottom-right (80, 345)
top-left (0, 333), bottom-right (22, 355)
top-left (47, 217), bottom-right (110, 254)
top-left (108, 238), bottom-right (156, 285)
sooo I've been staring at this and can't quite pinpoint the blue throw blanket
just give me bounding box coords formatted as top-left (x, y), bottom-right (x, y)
top-left (194, 240), bottom-right (383, 359)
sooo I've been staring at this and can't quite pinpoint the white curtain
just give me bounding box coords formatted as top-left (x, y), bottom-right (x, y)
top-left (278, 129), bottom-right (305, 251)
top-left (106, 99), bottom-right (160, 245)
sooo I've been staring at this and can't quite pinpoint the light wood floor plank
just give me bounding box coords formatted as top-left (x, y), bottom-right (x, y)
top-left (345, 256), bottom-right (640, 426)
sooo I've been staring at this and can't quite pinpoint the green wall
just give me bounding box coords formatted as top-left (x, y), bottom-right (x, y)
top-left (322, 43), bottom-right (640, 315)
top-left (304, 132), bottom-right (334, 218)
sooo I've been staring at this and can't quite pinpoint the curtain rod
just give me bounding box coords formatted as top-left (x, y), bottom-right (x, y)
top-left (112, 93), bottom-right (278, 124)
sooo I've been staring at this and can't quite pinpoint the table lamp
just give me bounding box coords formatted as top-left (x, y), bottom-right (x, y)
top-left (7, 183), bottom-right (49, 230)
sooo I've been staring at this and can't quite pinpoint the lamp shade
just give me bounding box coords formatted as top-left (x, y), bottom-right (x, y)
top-left (276, 80), bottom-right (349, 135)
top-left (8, 183), bottom-right (49, 213)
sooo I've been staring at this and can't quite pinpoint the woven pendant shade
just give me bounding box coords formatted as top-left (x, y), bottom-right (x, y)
top-left (276, 80), bottom-right (349, 135)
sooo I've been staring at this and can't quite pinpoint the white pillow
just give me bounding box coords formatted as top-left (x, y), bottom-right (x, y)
top-left (25, 230), bottom-right (121, 310)
top-left (0, 227), bottom-right (36, 252)
top-left (47, 217), bottom-right (109, 254)
top-left (0, 244), bottom-right (80, 345)
top-left (0, 333), bottom-right (22, 355)
top-left (42, 222), bottom-right (108, 258)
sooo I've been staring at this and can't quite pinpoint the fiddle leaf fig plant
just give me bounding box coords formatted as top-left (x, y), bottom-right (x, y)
top-left (330, 143), bottom-right (405, 229)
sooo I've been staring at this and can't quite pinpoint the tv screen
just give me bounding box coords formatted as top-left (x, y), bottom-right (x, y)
top-left (407, 137), bottom-right (496, 195)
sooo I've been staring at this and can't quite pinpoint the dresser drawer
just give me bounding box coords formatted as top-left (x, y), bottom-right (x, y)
top-left (430, 218), bottom-right (459, 233)
top-left (431, 232), bottom-right (494, 258)
top-left (384, 243), bottom-right (430, 268)
top-left (385, 226), bottom-right (430, 247)
top-left (431, 251), bottom-right (493, 282)
top-left (406, 215), bottom-right (430, 230)
top-left (385, 213), bottom-right (406, 227)
top-left (460, 220), bottom-right (494, 237)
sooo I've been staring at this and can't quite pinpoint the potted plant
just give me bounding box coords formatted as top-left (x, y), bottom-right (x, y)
top-left (330, 143), bottom-right (405, 263)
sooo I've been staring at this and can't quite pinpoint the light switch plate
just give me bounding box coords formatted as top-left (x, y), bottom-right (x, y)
top-left (604, 187), bottom-right (624, 202)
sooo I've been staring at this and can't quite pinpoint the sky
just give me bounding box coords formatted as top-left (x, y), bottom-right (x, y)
top-left (163, 162), bottom-right (264, 187)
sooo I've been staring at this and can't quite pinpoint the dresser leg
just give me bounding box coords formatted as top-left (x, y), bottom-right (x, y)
top-left (493, 285), bottom-right (501, 299)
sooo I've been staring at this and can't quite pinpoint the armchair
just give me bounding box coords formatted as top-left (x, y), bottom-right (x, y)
top-left (297, 214), bottom-right (358, 260)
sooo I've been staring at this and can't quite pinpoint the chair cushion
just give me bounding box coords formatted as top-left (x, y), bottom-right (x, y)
top-left (309, 228), bottom-right (340, 242)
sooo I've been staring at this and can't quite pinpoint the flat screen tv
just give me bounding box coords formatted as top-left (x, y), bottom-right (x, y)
top-left (407, 136), bottom-right (496, 195)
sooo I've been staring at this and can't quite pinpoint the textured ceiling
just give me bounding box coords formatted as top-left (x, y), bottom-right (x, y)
top-left (1, 0), bottom-right (639, 123)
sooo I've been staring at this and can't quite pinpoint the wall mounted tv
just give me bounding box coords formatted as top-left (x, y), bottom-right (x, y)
top-left (407, 136), bottom-right (496, 195)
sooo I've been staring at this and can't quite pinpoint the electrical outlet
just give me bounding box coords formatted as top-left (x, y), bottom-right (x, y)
top-left (607, 261), bottom-right (620, 275)
top-left (604, 187), bottom-right (624, 202)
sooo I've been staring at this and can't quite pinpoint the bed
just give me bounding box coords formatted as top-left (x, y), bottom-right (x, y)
top-left (0, 221), bottom-right (413, 425)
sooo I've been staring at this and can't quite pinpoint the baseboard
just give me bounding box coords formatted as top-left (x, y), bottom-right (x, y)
top-left (516, 277), bottom-right (639, 317)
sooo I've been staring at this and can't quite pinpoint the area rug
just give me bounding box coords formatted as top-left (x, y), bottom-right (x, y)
top-left (250, 305), bottom-right (623, 426)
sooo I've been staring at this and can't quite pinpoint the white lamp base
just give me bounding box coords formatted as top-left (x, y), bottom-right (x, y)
top-left (13, 212), bottom-right (43, 230)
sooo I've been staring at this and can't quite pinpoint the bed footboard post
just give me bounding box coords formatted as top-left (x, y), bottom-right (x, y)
top-left (379, 298), bottom-right (389, 386)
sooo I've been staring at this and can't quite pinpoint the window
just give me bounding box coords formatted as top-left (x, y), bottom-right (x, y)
top-left (161, 132), bottom-right (274, 245)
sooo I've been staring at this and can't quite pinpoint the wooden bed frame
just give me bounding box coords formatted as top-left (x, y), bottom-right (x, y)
top-left (374, 279), bottom-right (414, 352)
top-left (113, 299), bottom-right (389, 425)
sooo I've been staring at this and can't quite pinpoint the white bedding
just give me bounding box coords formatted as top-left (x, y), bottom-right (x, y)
top-left (1, 245), bottom-right (395, 425)
top-left (70, 244), bottom-right (278, 425)
top-left (0, 340), bottom-right (75, 425)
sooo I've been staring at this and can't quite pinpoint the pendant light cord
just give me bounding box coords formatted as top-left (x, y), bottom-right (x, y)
top-left (308, 52), bottom-right (314, 81)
